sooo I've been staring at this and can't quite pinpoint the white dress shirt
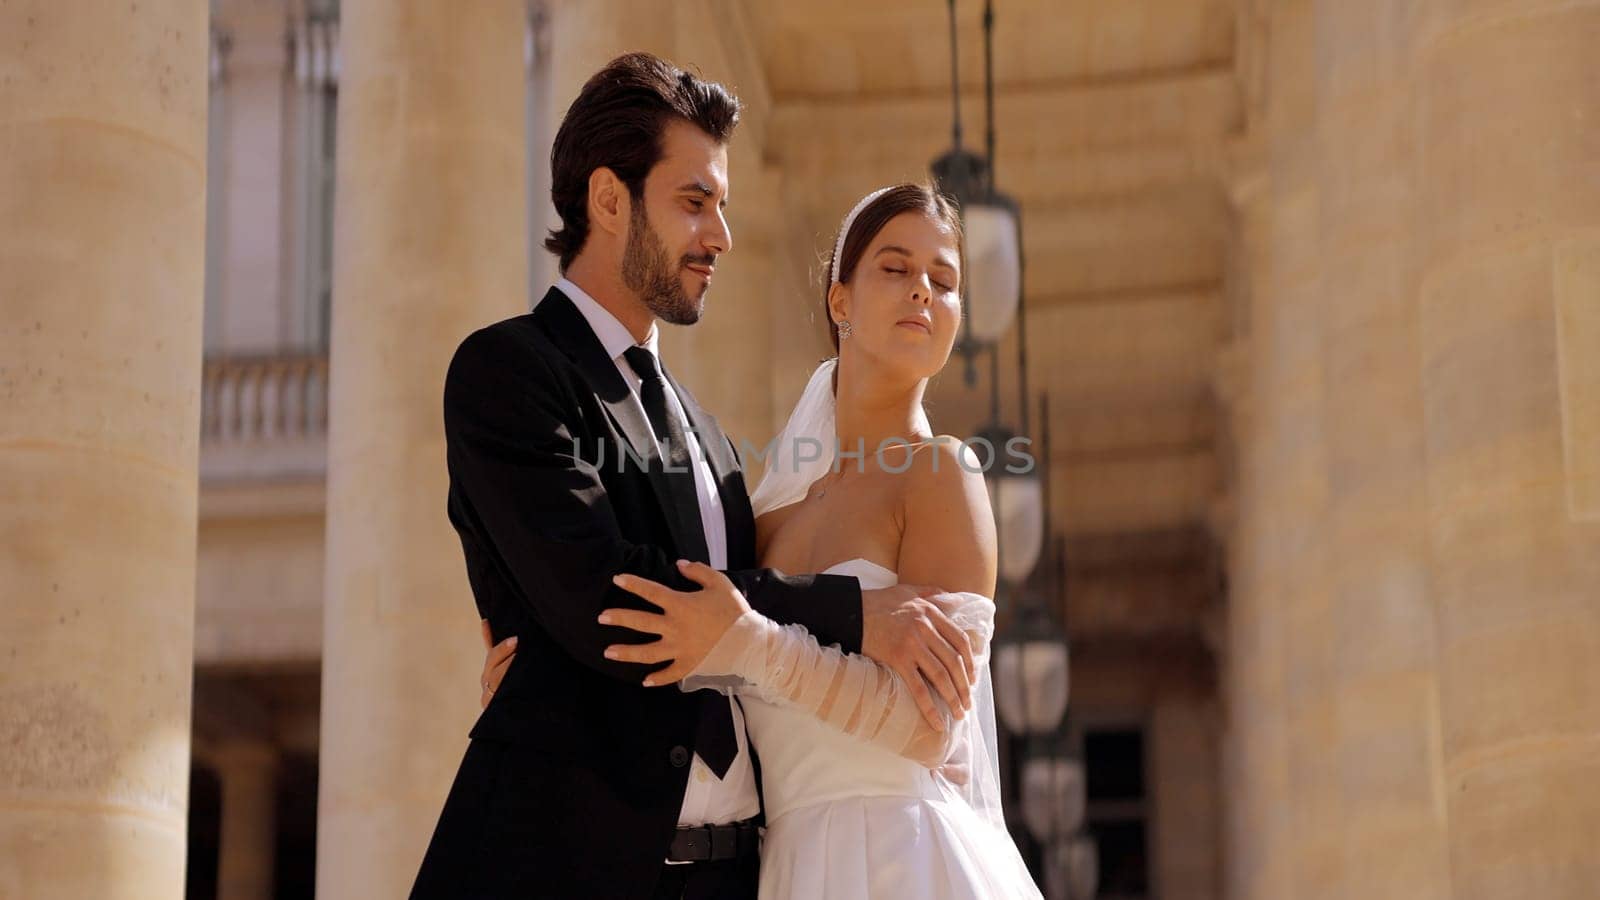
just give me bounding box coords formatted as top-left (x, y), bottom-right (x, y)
top-left (556, 278), bottom-right (760, 834)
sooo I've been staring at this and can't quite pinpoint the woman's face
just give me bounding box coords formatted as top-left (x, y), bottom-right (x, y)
top-left (831, 209), bottom-right (963, 381)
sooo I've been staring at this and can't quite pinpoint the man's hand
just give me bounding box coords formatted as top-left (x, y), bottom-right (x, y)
top-left (860, 585), bottom-right (976, 731)
top-left (601, 561), bottom-right (751, 686)
top-left (479, 619), bottom-right (518, 710)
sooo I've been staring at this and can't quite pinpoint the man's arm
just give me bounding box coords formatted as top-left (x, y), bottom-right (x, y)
top-left (715, 432), bottom-right (865, 644)
top-left (445, 326), bottom-right (862, 682)
top-left (737, 569), bottom-right (862, 651)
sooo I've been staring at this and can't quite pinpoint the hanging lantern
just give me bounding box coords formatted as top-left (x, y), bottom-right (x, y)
top-left (992, 598), bottom-right (1070, 736)
top-left (1020, 755), bottom-right (1086, 843)
top-left (990, 468), bottom-right (1044, 585)
top-left (976, 424), bottom-right (1044, 586)
top-left (931, 149), bottom-right (1024, 366)
top-left (1043, 838), bottom-right (1071, 900)
top-left (956, 193), bottom-right (1022, 345)
top-left (928, 0), bottom-right (1024, 386)
top-left (1066, 833), bottom-right (1098, 900)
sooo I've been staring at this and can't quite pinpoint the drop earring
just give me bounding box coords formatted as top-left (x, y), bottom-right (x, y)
top-left (837, 320), bottom-right (853, 341)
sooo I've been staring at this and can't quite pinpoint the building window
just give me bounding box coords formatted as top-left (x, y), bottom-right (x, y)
top-left (273, 753), bottom-right (320, 900)
top-left (1083, 726), bottom-right (1151, 899)
top-left (185, 763), bottom-right (222, 900)
top-left (526, 0), bottom-right (556, 301)
top-left (288, 8), bottom-right (339, 352)
top-left (203, 28), bottom-right (230, 355)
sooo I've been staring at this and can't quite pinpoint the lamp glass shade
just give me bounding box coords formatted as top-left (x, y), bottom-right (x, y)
top-left (1044, 844), bottom-right (1069, 900)
top-left (988, 471), bottom-right (1044, 584)
top-left (1066, 834), bottom-right (1099, 900)
top-left (1044, 834), bottom-right (1098, 900)
top-left (1020, 756), bottom-right (1087, 843)
top-left (961, 202), bottom-right (1021, 344)
top-left (993, 635), bottom-right (1069, 735)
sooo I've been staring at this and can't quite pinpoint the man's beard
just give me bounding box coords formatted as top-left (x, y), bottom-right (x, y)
top-left (621, 202), bottom-right (708, 326)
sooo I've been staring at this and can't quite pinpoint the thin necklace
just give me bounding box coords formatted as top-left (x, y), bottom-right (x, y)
top-left (813, 468), bottom-right (847, 499)
top-left (813, 436), bottom-right (938, 499)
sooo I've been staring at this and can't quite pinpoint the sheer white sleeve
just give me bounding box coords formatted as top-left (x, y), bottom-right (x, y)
top-left (680, 591), bottom-right (995, 769)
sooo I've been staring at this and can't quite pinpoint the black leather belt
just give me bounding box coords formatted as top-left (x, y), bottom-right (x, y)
top-left (666, 819), bottom-right (761, 862)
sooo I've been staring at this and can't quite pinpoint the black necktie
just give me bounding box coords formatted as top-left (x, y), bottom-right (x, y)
top-left (622, 346), bottom-right (710, 562)
top-left (621, 345), bottom-right (736, 778)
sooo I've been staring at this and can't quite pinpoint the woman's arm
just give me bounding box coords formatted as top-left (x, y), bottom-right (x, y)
top-left (678, 438), bottom-right (999, 767)
top-left (690, 594), bottom-right (991, 767)
top-left (893, 436), bottom-right (998, 597)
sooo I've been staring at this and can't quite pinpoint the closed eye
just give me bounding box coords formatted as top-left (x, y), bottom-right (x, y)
top-left (885, 265), bottom-right (953, 292)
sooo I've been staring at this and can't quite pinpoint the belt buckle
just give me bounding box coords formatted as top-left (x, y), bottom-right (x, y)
top-left (708, 824), bottom-right (734, 860)
top-left (677, 827), bottom-right (710, 862)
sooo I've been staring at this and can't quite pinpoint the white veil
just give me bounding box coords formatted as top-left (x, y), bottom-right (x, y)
top-left (749, 357), bottom-right (1012, 834)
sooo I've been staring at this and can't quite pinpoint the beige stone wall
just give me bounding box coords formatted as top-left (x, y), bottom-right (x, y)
top-left (1151, 697), bottom-right (1223, 900)
top-left (1554, 238), bottom-right (1600, 522)
top-left (1227, 2), bottom-right (1600, 898)
top-left (195, 486), bottom-right (325, 667)
top-left (1416, 5), bottom-right (1600, 895)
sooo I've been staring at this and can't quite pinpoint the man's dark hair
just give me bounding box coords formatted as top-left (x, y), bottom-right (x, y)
top-left (545, 52), bottom-right (742, 272)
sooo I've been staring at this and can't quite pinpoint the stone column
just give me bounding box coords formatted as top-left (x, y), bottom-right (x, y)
top-left (315, 2), bottom-right (527, 897)
top-left (215, 742), bottom-right (278, 900)
top-left (1217, 140), bottom-right (1280, 900)
top-left (1411, 3), bottom-right (1600, 896)
top-left (1232, 1), bottom-right (1600, 898)
top-left (0, 2), bottom-right (208, 899)
top-left (1228, 3), bottom-right (1324, 897)
top-left (543, 0), bottom-right (674, 106)
top-left (1236, 1), bottom-right (1457, 895)
top-left (1297, 2), bottom-right (1454, 897)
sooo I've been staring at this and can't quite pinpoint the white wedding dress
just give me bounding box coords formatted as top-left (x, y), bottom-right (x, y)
top-left (684, 357), bottom-right (1040, 898)
top-left (686, 557), bottom-right (1041, 900)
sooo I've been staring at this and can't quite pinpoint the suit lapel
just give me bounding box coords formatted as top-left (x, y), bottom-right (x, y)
top-left (531, 288), bottom-right (705, 561)
top-left (664, 370), bottom-right (736, 485)
top-left (664, 368), bottom-right (756, 570)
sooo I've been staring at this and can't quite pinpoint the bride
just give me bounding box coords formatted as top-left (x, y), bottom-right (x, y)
top-left (487, 183), bottom-right (1041, 899)
top-left (611, 183), bottom-right (1039, 899)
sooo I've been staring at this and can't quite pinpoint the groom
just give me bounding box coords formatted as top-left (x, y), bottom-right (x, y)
top-left (410, 53), bottom-right (976, 900)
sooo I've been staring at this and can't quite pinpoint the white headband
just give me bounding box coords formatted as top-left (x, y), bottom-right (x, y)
top-left (829, 186), bottom-right (896, 285)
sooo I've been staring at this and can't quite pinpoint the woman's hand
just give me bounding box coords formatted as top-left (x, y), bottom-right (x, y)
top-left (600, 559), bottom-right (752, 686)
top-left (478, 619), bottom-right (518, 710)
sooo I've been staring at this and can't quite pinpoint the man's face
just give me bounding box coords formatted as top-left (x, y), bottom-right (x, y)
top-left (621, 120), bottom-right (732, 326)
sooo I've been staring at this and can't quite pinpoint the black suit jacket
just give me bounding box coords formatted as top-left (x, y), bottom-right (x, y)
top-left (410, 288), bottom-right (864, 900)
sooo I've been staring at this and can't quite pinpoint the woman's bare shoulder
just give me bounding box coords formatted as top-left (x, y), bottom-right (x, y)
top-left (899, 435), bottom-right (987, 494)
top-left (893, 435), bottom-right (997, 594)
